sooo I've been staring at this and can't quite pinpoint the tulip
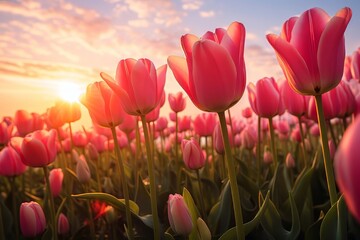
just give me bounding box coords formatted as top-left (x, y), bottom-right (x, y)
top-left (247, 77), bottom-right (283, 118)
top-left (167, 194), bottom-right (193, 236)
top-left (285, 153), bottom-right (296, 168)
top-left (334, 116), bottom-right (360, 223)
top-left (76, 155), bottom-right (91, 184)
top-left (10, 129), bottom-right (57, 168)
top-left (267, 7), bottom-right (352, 95)
top-left (263, 148), bottom-right (273, 165)
top-left (168, 21), bottom-right (246, 113)
top-left (58, 213), bottom-right (70, 236)
top-left (0, 146), bottom-right (27, 177)
top-left (101, 58), bottom-right (166, 116)
top-left (155, 116), bottom-right (168, 132)
top-left (193, 113), bottom-right (217, 137)
top-left (14, 110), bottom-right (44, 136)
top-left (240, 126), bottom-right (257, 150)
top-left (168, 92), bottom-right (186, 113)
top-left (178, 115), bottom-right (192, 132)
top-left (343, 56), bottom-right (353, 81)
top-left (181, 138), bottom-right (205, 170)
top-left (81, 81), bottom-right (125, 128)
top-left (72, 131), bottom-right (88, 148)
top-left (351, 48), bottom-right (360, 80)
top-left (241, 107), bottom-right (253, 119)
top-left (20, 201), bottom-right (46, 238)
top-left (119, 114), bottom-right (137, 134)
top-left (0, 120), bottom-right (13, 145)
top-left (49, 168), bottom-right (64, 197)
top-left (280, 80), bottom-right (307, 117)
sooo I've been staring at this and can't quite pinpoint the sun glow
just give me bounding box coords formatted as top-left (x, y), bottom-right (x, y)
top-left (57, 81), bottom-right (83, 103)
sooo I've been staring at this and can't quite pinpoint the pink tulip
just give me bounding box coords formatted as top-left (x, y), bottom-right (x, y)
top-left (168, 92), bottom-right (186, 113)
top-left (81, 81), bottom-right (125, 128)
top-left (145, 104), bottom-right (161, 122)
top-left (181, 138), bottom-right (205, 170)
top-left (89, 133), bottom-right (107, 153)
top-left (342, 56), bottom-right (353, 81)
top-left (0, 120), bottom-right (13, 145)
top-left (280, 80), bottom-right (307, 117)
top-left (193, 113), bottom-right (217, 137)
top-left (86, 142), bottom-right (99, 160)
top-left (49, 168), bottom-right (64, 197)
top-left (101, 58), bottom-right (166, 116)
top-left (20, 201), bottom-right (46, 237)
top-left (178, 116), bottom-right (192, 132)
top-left (267, 7), bottom-right (352, 95)
top-left (168, 21), bottom-right (246, 112)
top-left (58, 213), bottom-right (70, 236)
top-left (119, 114), bottom-right (137, 134)
top-left (241, 107), bottom-right (253, 119)
top-left (351, 48), bottom-right (360, 80)
top-left (240, 126), bottom-right (256, 150)
top-left (285, 153), bottom-right (296, 168)
top-left (10, 129), bottom-right (57, 167)
top-left (14, 110), bottom-right (44, 137)
top-left (0, 146), bottom-right (27, 177)
top-left (76, 155), bottom-right (91, 184)
top-left (155, 116), bottom-right (168, 132)
top-left (247, 77), bottom-right (283, 118)
top-left (72, 131), bottom-right (88, 148)
top-left (213, 122), bottom-right (233, 154)
top-left (167, 194), bottom-right (193, 236)
top-left (334, 116), bottom-right (360, 223)
top-left (263, 149), bottom-right (273, 165)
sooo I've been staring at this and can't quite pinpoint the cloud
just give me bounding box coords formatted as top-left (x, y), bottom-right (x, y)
top-left (200, 11), bottom-right (215, 18)
top-left (182, 0), bottom-right (203, 10)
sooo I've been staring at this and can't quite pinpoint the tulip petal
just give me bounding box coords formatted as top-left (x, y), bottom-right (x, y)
top-left (318, 7), bottom-right (352, 93)
top-left (266, 34), bottom-right (314, 95)
top-left (156, 64), bottom-right (167, 104)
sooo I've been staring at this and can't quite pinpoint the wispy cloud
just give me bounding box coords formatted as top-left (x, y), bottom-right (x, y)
top-left (199, 10), bottom-right (215, 18)
top-left (182, 0), bottom-right (203, 10)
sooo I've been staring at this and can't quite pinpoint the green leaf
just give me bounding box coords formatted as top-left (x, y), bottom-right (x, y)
top-left (72, 192), bottom-right (139, 214)
top-left (134, 175), bottom-right (152, 215)
top-left (163, 232), bottom-right (176, 240)
top-left (41, 226), bottom-right (53, 240)
top-left (320, 196), bottom-right (347, 240)
top-left (0, 197), bottom-right (13, 238)
top-left (218, 227), bottom-right (236, 240)
top-left (183, 187), bottom-right (200, 240)
top-left (287, 192), bottom-right (300, 240)
top-left (305, 212), bottom-right (324, 240)
top-left (244, 191), bottom-right (270, 235)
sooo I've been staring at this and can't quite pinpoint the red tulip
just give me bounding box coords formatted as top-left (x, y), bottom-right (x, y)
top-left (101, 58), bottom-right (166, 116)
top-left (0, 146), bottom-right (27, 177)
top-left (0, 121), bottom-right (13, 145)
top-left (168, 21), bottom-right (246, 112)
top-left (267, 7), bottom-right (352, 95)
top-left (72, 131), bottom-right (88, 148)
top-left (247, 77), bottom-right (283, 118)
top-left (181, 138), bottom-right (205, 170)
top-left (334, 116), bottom-right (360, 223)
top-left (49, 168), bottom-right (64, 197)
top-left (155, 116), bottom-right (168, 132)
top-left (241, 107), bottom-right (253, 119)
top-left (280, 80), bottom-right (307, 117)
top-left (351, 48), bottom-right (360, 80)
top-left (178, 115), bottom-right (192, 132)
top-left (168, 92), bottom-right (186, 113)
top-left (14, 110), bottom-right (44, 136)
top-left (343, 56), bottom-right (353, 81)
top-left (20, 201), bottom-right (46, 237)
top-left (167, 194), bottom-right (193, 236)
top-left (58, 213), bottom-right (70, 236)
top-left (81, 81), bottom-right (125, 128)
top-left (193, 113), bottom-right (217, 137)
top-left (11, 129), bottom-right (57, 167)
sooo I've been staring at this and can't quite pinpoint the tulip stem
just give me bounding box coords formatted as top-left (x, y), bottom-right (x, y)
top-left (196, 170), bottom-right (206, 219)
top-left (257, 116), bottom-right (261, 184)
top-left (10, 177), bottom-right (19, 240)
top-left (0, 197), bottom-right (5, 240)
top-left (314, 95), bottom-right (338, 206)
top-left (298, 117), bottom-right (308, 169)
top-left (110, 126), bottom-right (134, 239)
top-left (268, 117), bottom-right (278, 168)
top-left (218, 111), bottom-right (244, 240)
top-left (43, 166), bottom-right (58, 240)
top-left (140, 115), bottom-right (160, 240)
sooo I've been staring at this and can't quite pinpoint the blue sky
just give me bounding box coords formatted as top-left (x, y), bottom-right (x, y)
top-left (0, 0), bottom-right (359, 127)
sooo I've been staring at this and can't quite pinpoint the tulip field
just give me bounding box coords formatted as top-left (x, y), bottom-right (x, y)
top-left (1, 6), bottom-right (360, 240)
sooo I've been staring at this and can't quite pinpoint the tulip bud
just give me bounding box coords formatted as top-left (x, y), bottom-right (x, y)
top-left (285, 153), bottom-right (295, 169)
top-left (76, 155), bottom-right (91, 184)
top-left (167, 194), bottom-right (193, 236)
top-left (181, 138), bottom-right (205, 170)
top-left (328, 139), bottom-right (336, 160)
top-left (20, 201), bottom-right (46, 237)
top-left (0, 146), bottom-right (27, 177)
top-left (263, 148), bottom-right (273, 165)
top-left (58, 213), bottom-right (70, 236)
top-left (49, 168), bottom-right (64, 197)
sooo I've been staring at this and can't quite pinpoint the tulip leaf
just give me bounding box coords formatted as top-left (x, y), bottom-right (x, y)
top-left (71, 192), bottom-right (139, 215)
top-left (163, 232), bottom-right (176, 240)
top-left (218, 227), bottom-right (236, 240)
top-left (320, 196), bottom-right (347, 240)
top-left (41, 227), bottom-right (53, 240)
top-left (134, 175), bottom-right (152, 215)
top-left (244, 190), bottom-right (270, 235)
top-left (208, 180), bottom-right (232, 236)
top-left (183, 187), bottom-right (201, 240)
top-left (304, 212), bottom-right (324, 240)
top-left (287, 191), bottom-right (300, 240)
top-left (0, 197), bottom-right (13, 238)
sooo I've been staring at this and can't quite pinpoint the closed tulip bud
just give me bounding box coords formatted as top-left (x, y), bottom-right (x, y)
top-left (86, 142), bottom-right (99, 160)
top-left (328, 139), bottom-right (336, 160)
top-left (20, 201), bottom-right (46, 238)
top-left (0, 146), bottom-right (27, 177)
top-left (241, 107), bottom-right (253, 119)
top-left (197, 217), bottom-right (211, 240)
top-left (263, 148), bottom-right (273, 165)
top-left (168, 92), bottom-right (186, 113)
top-left (335, 116), bottom-right (360, 223)
top-left (49, 168), bottom-right (64, 197)
top-left (285, 153), bottom-right (295, 168)
top-left (58, 213), bottom-right (70, 236)
top-left (181, 138), bottom-right (205, 170)
top-left (167, 194), bottom-right (193, 236)
top-left (76, 155), bottom-right (91, 184)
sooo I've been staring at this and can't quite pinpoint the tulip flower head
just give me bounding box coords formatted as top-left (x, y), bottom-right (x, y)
top-left (0, 146), bottom-right (27, 177)
top-left (168, 21), bottom-right (246, 113)
top-left (168, 92), bottom-right (186, 113)
top-left (267, 7), bottom-right (352, 95)
top-left (167, 194), bottom-right (193, 236)
top-left (181, 138), bottom-right (206, 170)
top-left (49, 168), bottom-right (64, 197)
top-left (20, 201), bottom-right (46, 238)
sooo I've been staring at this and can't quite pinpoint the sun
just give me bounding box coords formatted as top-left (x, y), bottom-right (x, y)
top-left (57, 81), bottom-right (83, 103)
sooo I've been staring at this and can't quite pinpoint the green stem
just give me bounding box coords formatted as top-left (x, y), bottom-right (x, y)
top-left (218, 111), bottom-right (244, 240)
top-left (140, 115), bottom-right (160, 240)
top-left (314, 95), bottom-right (338, 206)
top-left (0, 195), bottom-right (5, 240)
top-left (110, 126), bottom-right (134, 239)
top-left (10, 177), bottom-right (19, 239)
top-left (43, 166), bottom-right (58, 240)
top-left (85, 185), bottom-right (96, 240)
top-left (268, 117), bottom-right (278, 168)
top-left (298, 117), bottom-right (308, 169)
top-left (196, 170), bottom-right (206, 219)
top-left (257, 116), bottom-right (261, 184)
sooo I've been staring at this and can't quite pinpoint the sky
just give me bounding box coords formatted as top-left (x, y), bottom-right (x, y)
top-left (1, 0), bottom-right (360, 129)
